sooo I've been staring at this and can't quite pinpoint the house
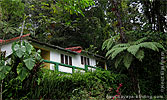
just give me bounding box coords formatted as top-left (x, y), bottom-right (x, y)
top-left (0, 34), bottom-right (107, 73)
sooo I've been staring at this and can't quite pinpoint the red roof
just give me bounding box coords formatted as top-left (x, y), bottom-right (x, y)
top-left (65, 46), bottom-right (82, 53)
top-left (0, 34), bottom-right (30, 44)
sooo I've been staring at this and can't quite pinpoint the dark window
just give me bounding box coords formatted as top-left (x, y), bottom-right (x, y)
top-left (69, 56), bottom-right (72, 65)
top-left (61, 54), bottom-right (64, 64)
top-left (81, 56), bottom-right (84, 64)
top-left (61, 54), bottom-right (72, 65)
top-left (87, 58), bottom-right (90, 65)
top-left (65, 55), bottom-right (68, 64)
top-left (81, 56), bottom-right (90, 65)
top-left (84, 57), bottom-right (87, 65)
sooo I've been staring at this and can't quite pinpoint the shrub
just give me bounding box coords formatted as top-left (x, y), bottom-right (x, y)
top-left (27, 70), bottom-right (123, 99)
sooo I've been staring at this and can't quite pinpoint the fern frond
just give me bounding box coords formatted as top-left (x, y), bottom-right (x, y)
top-left (138, 42), bottom-right (159, 51)
top-left (106, 48), bottom-right (119, 57)
top-left (115, 55), bottom-right (124, 68)
top-left (135, 50), bottom-right (144, 61)
top-left (134, 37), bottom-right (147, 45)
top-left (152, 42), bottom-right (165, 51)
top-left (106, 38), bottom-right (114, 50)
top-left (111, 47), bottom-right (128, 59)
top-left (112, 43), bottom-right (130, 49)
top-left (102, 39), bottom-right (110, 50)
top-left (123, 53), bottom-right (133, 69)
top-left (127, 45), bottom-right (140, 56)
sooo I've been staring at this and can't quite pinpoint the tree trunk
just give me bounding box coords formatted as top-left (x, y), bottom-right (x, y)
top-left (111, 0), bottom-right (127, 43)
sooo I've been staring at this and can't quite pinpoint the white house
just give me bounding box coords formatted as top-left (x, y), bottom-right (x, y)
top-left (0, 34), bottom-right (107, 73)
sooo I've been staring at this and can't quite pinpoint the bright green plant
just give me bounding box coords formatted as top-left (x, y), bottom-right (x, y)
top-left (11, 41), bottom-right (42, 81)
top-left (103, 37), bottom-right (165, 69)
top-left (0, 41), bottom-right (42, 81)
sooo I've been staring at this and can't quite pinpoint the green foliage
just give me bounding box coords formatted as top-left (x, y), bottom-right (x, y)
top-left (0, 60), bottom-right (11, 80)
top-left (25, 70), bottom-right (123, 99)
top-left (0, 0), bottom-right (25, 39)
top-left (0, 0), bottom-right (24, 21)
top-left (0, 41), bottom-right (43, 81)
top-left (2, 41), bottom-right (44, 98)
top-left (2, 69), bottom-right (126, 99)
top-left (103, 37), bottom-right (165, 69)
top-left (11, 41), bottom-right (42, 81)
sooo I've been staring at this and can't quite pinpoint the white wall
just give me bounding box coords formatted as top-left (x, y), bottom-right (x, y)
top-left (1, 42), bottom-right (13, 57)
top-left (49, 49), bottom-right (98, 73)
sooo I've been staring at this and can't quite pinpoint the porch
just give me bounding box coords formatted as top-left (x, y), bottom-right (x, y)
top-left (43, 60), bottom-right (104, 73)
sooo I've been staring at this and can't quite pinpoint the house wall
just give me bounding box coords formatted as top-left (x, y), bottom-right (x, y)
top-left (1, 42), bottom-right (13, 57)
top-left (0, 41), bottom-right (101, 74)
top-left (49, 48), bottom-right (97, 73)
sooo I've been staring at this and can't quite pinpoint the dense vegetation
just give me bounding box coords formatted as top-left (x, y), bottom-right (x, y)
top-left (0, 0), bottom-right (167, 99)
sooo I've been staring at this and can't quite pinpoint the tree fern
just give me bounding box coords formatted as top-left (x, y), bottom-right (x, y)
top-left (103, 37), bottom-right (165, 69)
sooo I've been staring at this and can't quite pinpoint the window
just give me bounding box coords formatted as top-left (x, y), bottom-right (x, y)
top-left (61, 54), bottom-right (64, 63)
top-left (60, 54), bottom-right (72, 65)
top-left (65, 55), bottom-right (68, 64)
top-left (69, 56), bottom-right (72, 65)
top-left (81, 56), bottom-right (90, 65)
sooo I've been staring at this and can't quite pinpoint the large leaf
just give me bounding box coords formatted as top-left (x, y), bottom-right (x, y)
top-left (135, 50), bottom-right (144, 61)
top-left (127, 45), bottom-right (140, 56)
top-left (123, 53), bottom-right (133, 69)
top-left (25, 42), bottom-right (33, 54)
top-left (23, 58), bottom-right (35, 70)
top-left (14, 44), bottom-right (26, 58)
top-left (17, 63), bottom-right (29, 81)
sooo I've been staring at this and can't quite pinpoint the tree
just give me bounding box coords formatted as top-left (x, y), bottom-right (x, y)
top-left (103, 37), bottom-right (165, 94)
